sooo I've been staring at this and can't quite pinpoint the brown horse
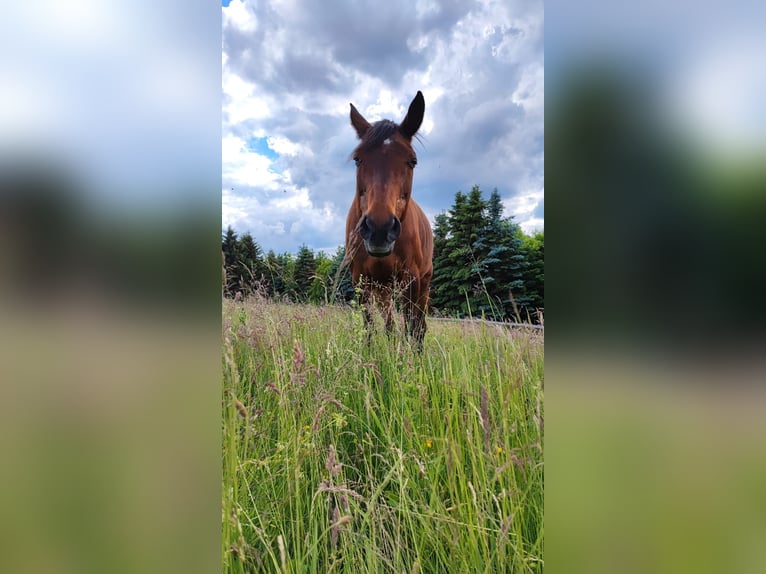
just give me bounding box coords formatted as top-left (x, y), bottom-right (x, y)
top-left (345, 91), bottom-right (433, 349)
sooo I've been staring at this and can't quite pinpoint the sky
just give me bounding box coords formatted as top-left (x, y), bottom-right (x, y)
top-left (222, 0), bottom-right (544, 255)
top-left (1, 2), bottom-right (220, 212)
top-left (545, 0), bottom-right (766, 156)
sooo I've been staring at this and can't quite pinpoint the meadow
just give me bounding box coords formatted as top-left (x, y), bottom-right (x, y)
top-left (222, 298), bottom-right (544, 573)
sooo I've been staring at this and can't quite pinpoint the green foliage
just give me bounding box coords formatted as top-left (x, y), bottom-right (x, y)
top-left (326, 246), bottom-right (354, 304)
top-left (520, 231), bottom-right (544, 320)
top-left (222, 300), bottom-right (544, 573)
top-left (263, 250), bottom-right (282, 296)
top-left (222, 227), bottom-right (270, 297)
top-left (223, 235), bottom-right (354, 304)
top-left (222, 226), bottom-right (239, 297)
top-left (307, 252), bottom-right (332, 304)
top-left (276, 252), bottom-right (297, 299)
top-left (237, 232), bottom-right (267, 294)
top-left (294, 244), bottom-right (317, 300)
top-left (430, 186), bottom-right (543, 322)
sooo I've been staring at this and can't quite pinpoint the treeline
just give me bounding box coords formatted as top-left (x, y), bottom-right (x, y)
top-left (222, 232), bottom-right (354, 304)
top-left (222, 185), bottom-right (543, 323)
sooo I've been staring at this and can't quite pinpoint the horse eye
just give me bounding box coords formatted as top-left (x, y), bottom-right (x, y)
top-left (407, 158), bottom-right (417, 168)
top-left (354, 157), bottom-right (362, 167)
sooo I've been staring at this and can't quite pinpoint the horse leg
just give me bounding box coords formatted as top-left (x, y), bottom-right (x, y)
top-left (407, 273), bottom-right (431, 351)
top-left (382, 290), bottom-right (395, 336)
top-left (402, 278), bottom-right (423, 350)
top-left (409, 303), bottom-right (426, 351)
top-left (363, 302), bottom-right (374, 344)
top-left (361, 284), bottom-right (393, 344)
top-left (357, 280), bottom-right (374, 344)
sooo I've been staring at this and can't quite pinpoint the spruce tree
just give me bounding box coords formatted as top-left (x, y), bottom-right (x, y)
top-left (481, 189), bottom-right (528, 320)
top-left (429, 186), bottom-right (541, 321)
top-left (430, 189), bottom-right (488, 317)
top-left (293, 245), bottom-right (316, 300)
top-left (443, 191), bottom-right (473, 315)
top-left (326, 246), bottom-right (353, 303)
top-left (308, 251), bottom-right (333, 304)
top-left (222, 226), bottom-right (239, 296)
top-left (430, 211), bottom-right (454, 313)
top-left (450, 186), bottom-right (489, 316)
top-left (237, 232), bottom-right (266, 294)
top-left (276, 252), bottom-right (297, 299)
top-left (264, 250), bottom-right (282, 296)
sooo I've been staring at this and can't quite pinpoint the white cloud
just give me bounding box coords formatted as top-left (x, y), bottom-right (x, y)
top-left (223, 0), bottom-right (257, 33)
top-left (221, 185), bottom-right (346, 253)
top-left (503, 187), bottom-right (544, 219)
top-left (365, 90), bottom-right (407, 122)
top-left (223, 71), bottom-right (272, 123)
top-left (266, 135), bottom-right (309, 157)
top-left (222, 134), bottom-right (280, 189)
top-left (512, 62), bottom-right (544, 117)
top-left (520, 217), bottom-right (544, 234)
top-left (414, 0), bottom-right (441, 19)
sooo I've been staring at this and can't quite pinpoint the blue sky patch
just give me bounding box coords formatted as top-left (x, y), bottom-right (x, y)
top-left (246, 137), bottom-right (279, 160)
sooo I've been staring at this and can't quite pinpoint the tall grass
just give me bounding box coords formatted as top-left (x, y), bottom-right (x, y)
top-left (222, 298), bottom-right (543, 573)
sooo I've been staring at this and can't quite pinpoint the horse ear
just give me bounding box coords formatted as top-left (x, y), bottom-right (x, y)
top-left (350, 103), bottom-right (371, 139)
top-left (399, 91), bottom-right (425, 140)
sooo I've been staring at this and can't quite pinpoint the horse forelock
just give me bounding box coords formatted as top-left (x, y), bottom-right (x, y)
top-left (356, 120), bottom-right (402, 153)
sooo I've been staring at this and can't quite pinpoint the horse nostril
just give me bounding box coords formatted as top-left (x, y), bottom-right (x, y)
top-left (387, 216), bottom-right (401, 242)
top-left (359, 215), bottom-right (374, 240)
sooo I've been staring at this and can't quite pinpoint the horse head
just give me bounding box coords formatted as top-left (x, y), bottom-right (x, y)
top-left (349, 91), bottom-right (425, 257)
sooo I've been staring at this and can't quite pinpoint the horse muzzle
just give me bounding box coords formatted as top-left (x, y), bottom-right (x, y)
top-left (359, 215), bottom-right (400, 257)
top-left (363, 240), bottom-right (395, 257)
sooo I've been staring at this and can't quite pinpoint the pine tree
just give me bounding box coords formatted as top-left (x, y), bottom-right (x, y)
top-left (264, 250), bottom-right (282, 296)
top-left (429, 186), bottom-right (541, 321)
top-left (277, 252), bottom-right (297, 299)
top-left (222, 226), bottom-right (239, 297)
top-left (308, 251), bottom-right (333, 304)
top-left (326, 245), bottom-right (353, 303)
top-left (430, 211), bottom-right (453, 313)
top-left (480, 189), bottom-right (528, 320)
top-left (237, 232), bottom-right (266, 295)
top-left (429, 187), bottom-right (490, 316)
top-left (444, 191), bottom-right (472, 315)
top-left (464, 186), bottom-right (488, 246)
top-left (450, 186), bottom-right (489, 316)
top-left (293, 244), bottom-right (316, 300)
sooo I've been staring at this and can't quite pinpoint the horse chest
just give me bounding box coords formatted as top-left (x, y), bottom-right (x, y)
top-left (365, 257), bottom-right (406, 284)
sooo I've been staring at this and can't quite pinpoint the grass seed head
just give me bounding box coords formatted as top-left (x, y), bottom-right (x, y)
top-left (264, 381), bottom-right (282, 396)
top-left (312, 406), bottom-right (325, 432)
top-left (292, 339), bottom-right (305, 373)
top-left (234, 398), bottom-right (248, 418)
top-left (331, 505), bottom-right (340, 549)
top-left (277, 534), bottom-right (286, 572)
top-left (480, 385), bottom-right (490, 452)
top-left (326, 444), bottom-right (342, 477)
